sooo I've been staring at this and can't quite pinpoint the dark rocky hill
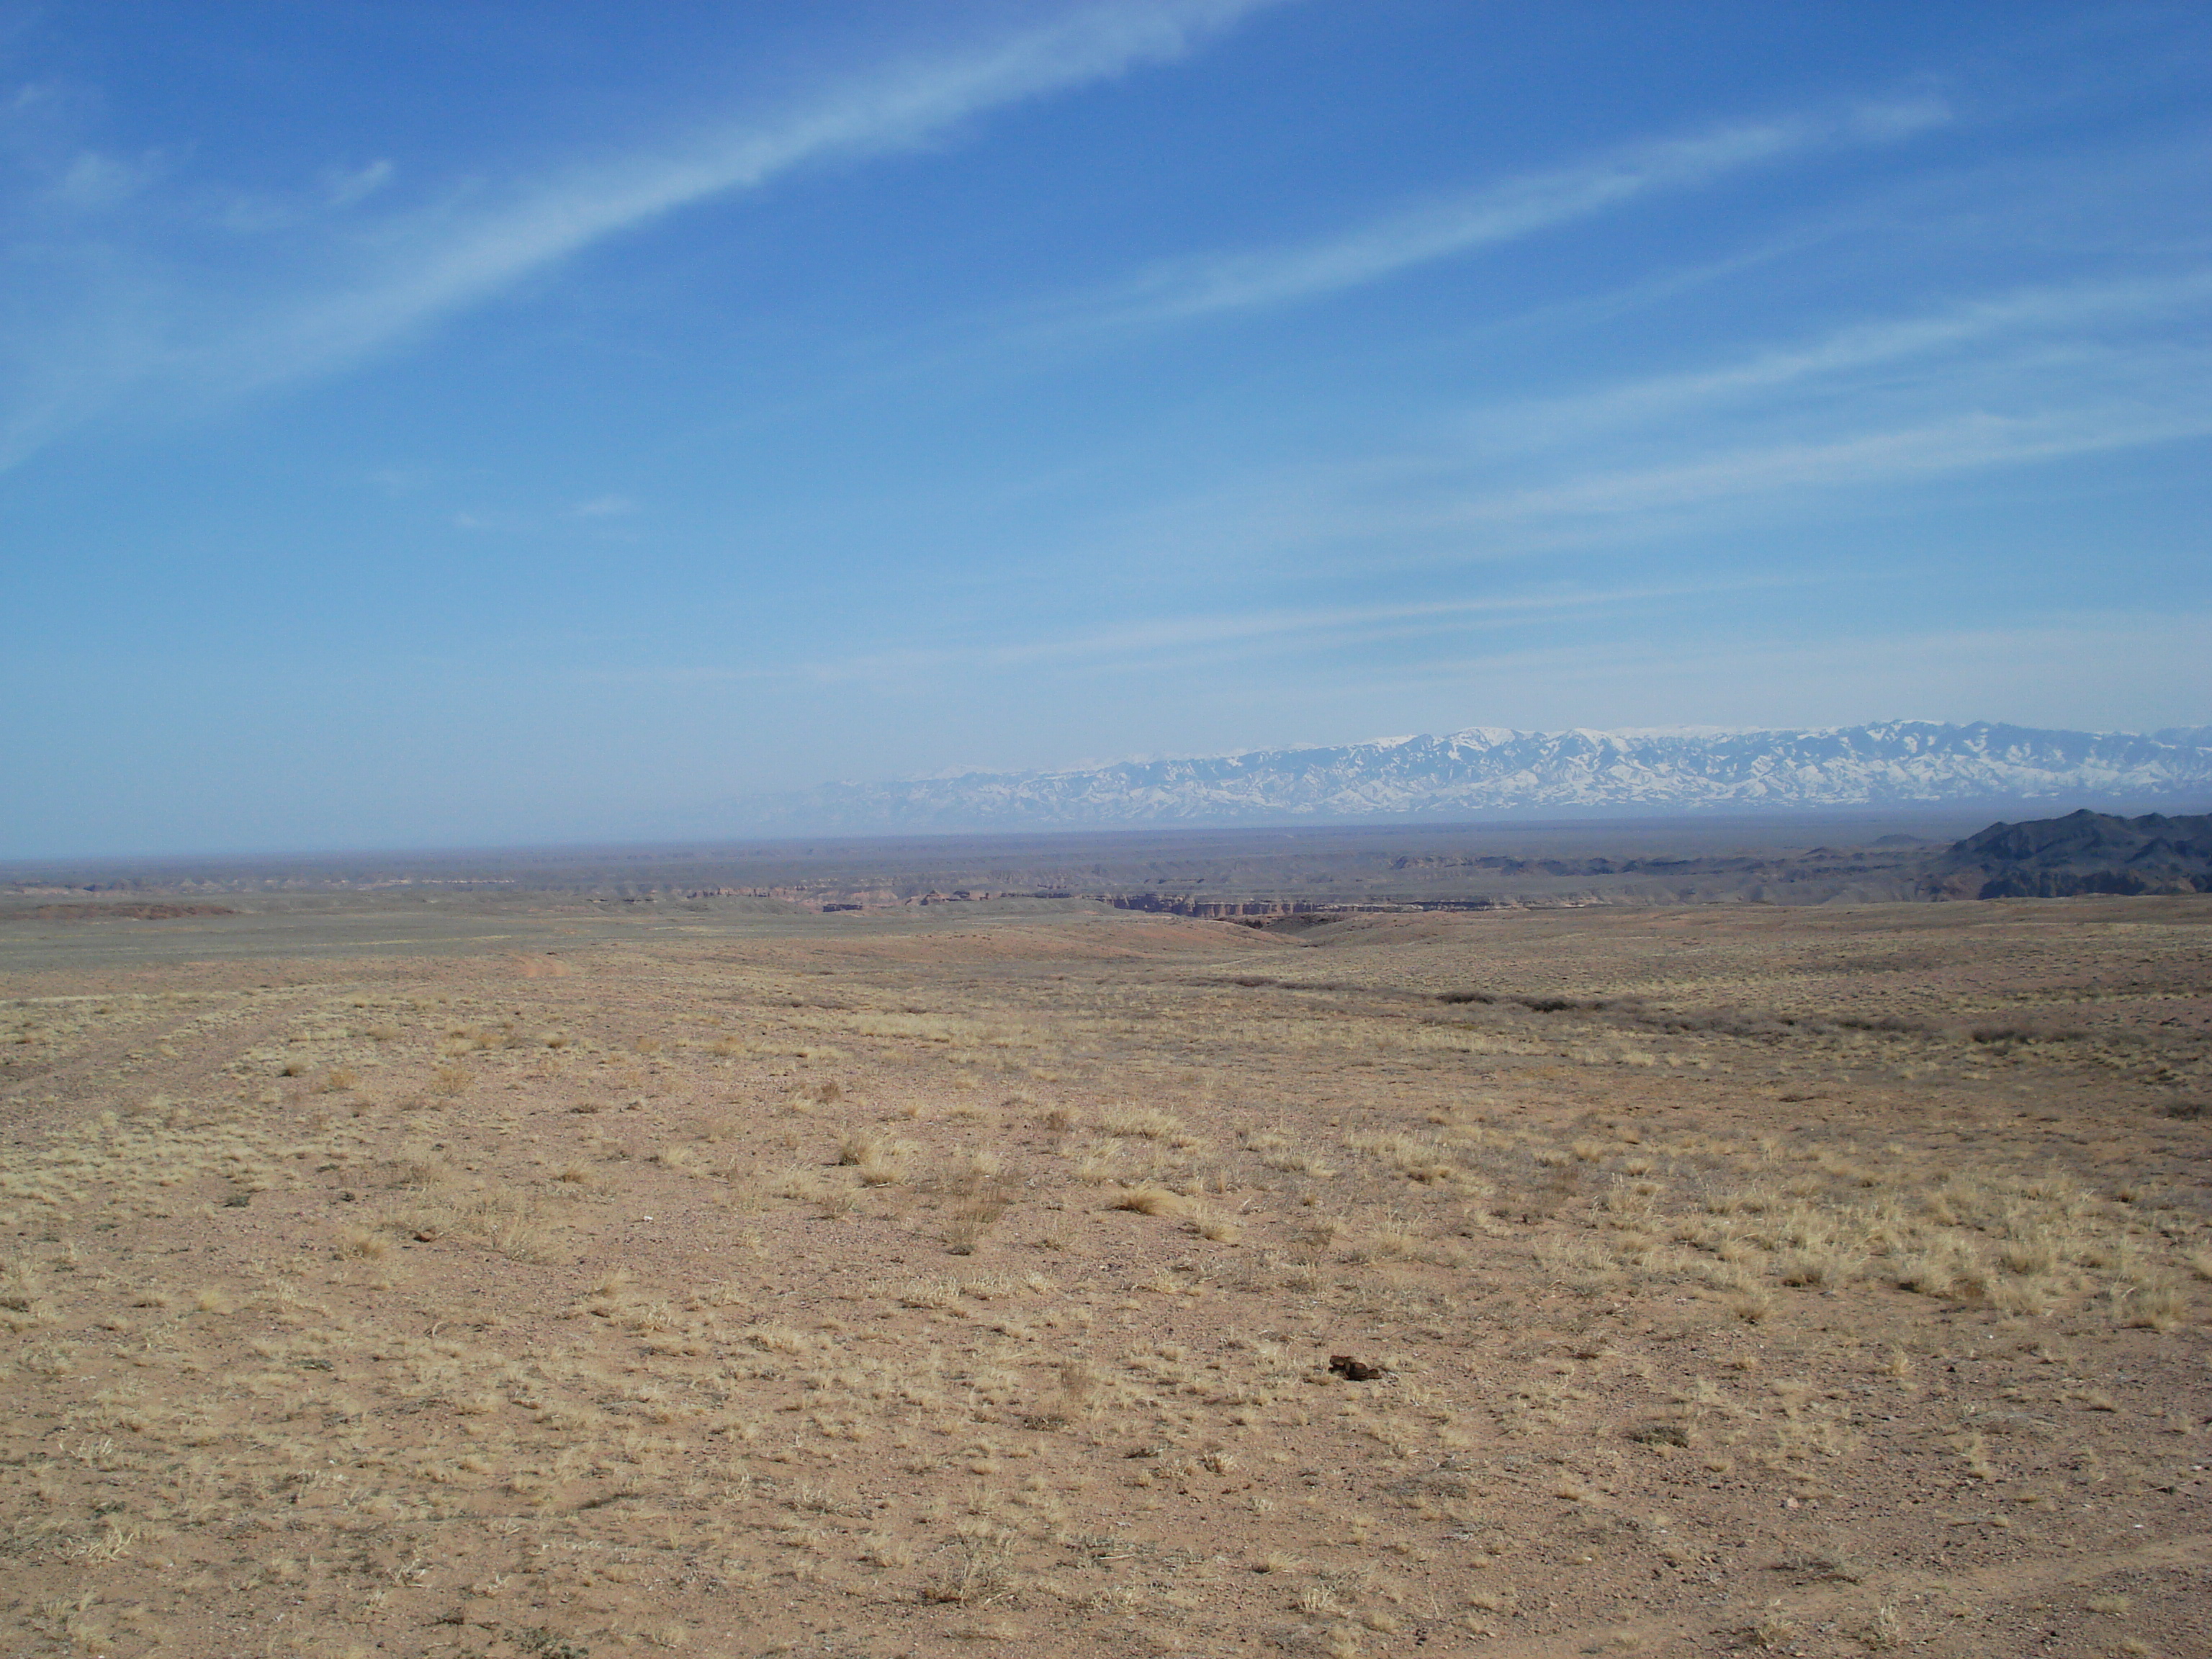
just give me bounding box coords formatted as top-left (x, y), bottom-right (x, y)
top-left (1935, 809), bottom-right (2212, 899)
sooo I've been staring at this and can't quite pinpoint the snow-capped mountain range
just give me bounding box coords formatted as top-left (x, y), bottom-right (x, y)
top-left (739, 721), bottom-right (2212, 832)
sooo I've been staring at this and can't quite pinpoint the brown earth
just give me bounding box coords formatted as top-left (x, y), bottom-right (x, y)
top-left (4, 905), bottom-right (239, 924)
top-left (1, 894), bottom-right (2208, 1658)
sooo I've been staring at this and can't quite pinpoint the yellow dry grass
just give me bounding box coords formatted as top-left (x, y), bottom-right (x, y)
top-left (0, 894), bottom-right (2206, 1658)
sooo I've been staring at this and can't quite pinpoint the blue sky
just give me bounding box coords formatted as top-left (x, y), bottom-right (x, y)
top-left (4, 1), bottom-right (2209, 856)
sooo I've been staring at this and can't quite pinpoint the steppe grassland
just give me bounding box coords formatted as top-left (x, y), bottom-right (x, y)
top-left (0, 899), bottom-right (2207, 1659)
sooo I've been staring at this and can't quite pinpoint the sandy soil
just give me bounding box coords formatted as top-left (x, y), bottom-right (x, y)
top-left (1, 895), bottom-right (2207, 1658)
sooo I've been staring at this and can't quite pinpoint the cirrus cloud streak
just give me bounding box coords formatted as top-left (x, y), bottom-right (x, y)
top-left (0, 0), bottom-right (1280, 467)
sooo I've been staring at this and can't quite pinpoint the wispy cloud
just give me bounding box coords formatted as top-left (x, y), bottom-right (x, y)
top-left (216, 2), bottom-right (1274, 395)
top-left (1455, 384), bottom-right (2212, 529)
top-left (568, 495), bottom-right (637, 518)
top-left (1146, 269), bottom-right (2212, 565)
top-left (1465, 269), bottom-right (2212, 450)
top-left (1048, 96), bottom-right (1951, 331)
top-left (319, 158), bottom-right (395, 210)
top-left (0, 0), bottom-right (1277, 467)
top-left (1351, 611), bottom-right (2212, 736)
top-left (590, 577), bottom-right (1763, 687)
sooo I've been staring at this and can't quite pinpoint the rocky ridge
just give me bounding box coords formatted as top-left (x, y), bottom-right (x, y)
top-left (1933, 809), bottom-right (2212, 899)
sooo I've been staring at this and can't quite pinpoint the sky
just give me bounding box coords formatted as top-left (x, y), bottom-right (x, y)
top-left (4, 0), bottom-right (2210, 857)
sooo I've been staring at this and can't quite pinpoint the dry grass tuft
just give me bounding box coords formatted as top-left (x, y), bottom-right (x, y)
top-left (1745, 1604), bottom-right (1802, 1650)
top-left (1857, 1603), bottom-right (1905, 1650)
top-left (943, 1197), bottom-right (1007, 1255)
top-left (923, 1524), bottom-right (1017, 1605)
top-left (840, 1131), bottom-right (912, 1186)
top-left (2120, 1281), bottom-right (2183, 1331)
top-left (1110, 1184), bottom-right (1187, 1218)
top-left (1192, 1210), bottom-right (1244, 1243)
top-left (338, 1226), bottom-right (387, 1259)
top-left (1100, 1106), bottom-right (1187, 1141)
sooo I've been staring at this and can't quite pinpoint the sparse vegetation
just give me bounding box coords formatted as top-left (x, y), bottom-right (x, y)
top-left (0, 883), bottom-right (2204, 1656)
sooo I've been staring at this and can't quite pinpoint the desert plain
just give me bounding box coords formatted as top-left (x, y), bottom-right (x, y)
top-left (1, 857), bottom-right (2208, 1658)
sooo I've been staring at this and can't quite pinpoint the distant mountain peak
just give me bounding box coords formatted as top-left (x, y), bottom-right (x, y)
top-left (734, 721), bottom-right (2212, 835)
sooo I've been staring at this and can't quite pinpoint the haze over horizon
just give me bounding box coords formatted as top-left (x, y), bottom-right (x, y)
top-left (6, 3), bottom-right (2210, 858)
